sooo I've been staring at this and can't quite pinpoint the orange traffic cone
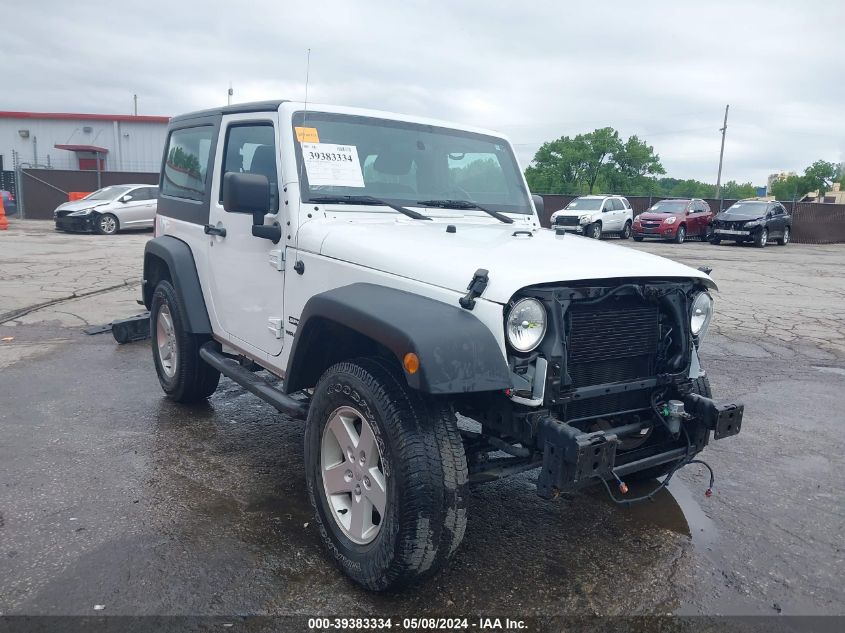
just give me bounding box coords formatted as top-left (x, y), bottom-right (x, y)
top-left (0, 193), bottom-right (8, 230)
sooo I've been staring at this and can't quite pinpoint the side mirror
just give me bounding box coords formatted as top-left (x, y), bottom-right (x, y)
top-left (531, 194), bottom-right (544, 217)
top-left (223, 172), bottom-right (270, 222)
top-left (120, 195), bottom-right (133, 203)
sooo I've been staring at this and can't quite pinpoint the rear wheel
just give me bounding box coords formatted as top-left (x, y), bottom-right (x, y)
top-left (754, 227), bottom-right (768, 248)
top-left (626, 376), bottom-right (712, 482)
top-left (620, 221), bottom-right (632, 240)
top-left (777, 226), bottom-right (790, 245)
top-left (304, 358), bottom-right (467, 591)
top-left (150, 280), bottom-right (220, 402)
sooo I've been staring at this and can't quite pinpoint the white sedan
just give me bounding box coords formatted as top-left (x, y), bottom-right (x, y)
top-left (53, 184), bottom-right (158, 235)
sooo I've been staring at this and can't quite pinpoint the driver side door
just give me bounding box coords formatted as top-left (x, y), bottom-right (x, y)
top-left (206, 115), bottom-right (286, 357)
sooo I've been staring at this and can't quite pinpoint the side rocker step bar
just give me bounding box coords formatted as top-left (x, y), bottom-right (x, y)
top-left (199, 342), bottom-right (308, 420)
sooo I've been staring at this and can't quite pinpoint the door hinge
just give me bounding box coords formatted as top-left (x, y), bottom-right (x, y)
top-left (269, 248), bottom-right (285, 271)
top-left (268, 317), bottom-right (283, 339)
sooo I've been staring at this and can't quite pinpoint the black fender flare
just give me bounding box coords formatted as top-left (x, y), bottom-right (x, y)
top-left (142, 236), bottom-right (211, 334)
top-left (284, 283), bottom-right (512, 395)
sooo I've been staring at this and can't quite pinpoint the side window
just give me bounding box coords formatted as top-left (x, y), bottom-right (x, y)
top-left (622, 198), bottom-right (631, 209)
top-left (129, 188), bottom-right (149, 201)
top-left (162, 126), bottom-right (214, 201)
top-left (147, 186), bottom-right (160, 200)
top-left (773, 204), bottom-right (784, 215)
top-left (221, 123), bottom-right (278, 210)
top-left (602, 199), bottom-right (612, 211)
top-left (612, 198), bottom-right (624, 210)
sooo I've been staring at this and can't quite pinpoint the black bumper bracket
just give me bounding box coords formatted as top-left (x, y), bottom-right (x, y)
top-left (683, 393), bottom-right (744, 440)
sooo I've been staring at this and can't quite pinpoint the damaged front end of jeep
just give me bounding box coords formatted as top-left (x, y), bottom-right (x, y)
top-left (456, 278), bottom-right (744, 502)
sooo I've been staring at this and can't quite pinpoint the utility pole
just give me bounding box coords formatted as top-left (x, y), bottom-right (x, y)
top-left (714, 104), bottom-right (729, 200)
top-left (228, 83), bottom-right (233, 106)
top-left (133, 94), bottom-right (138, 116)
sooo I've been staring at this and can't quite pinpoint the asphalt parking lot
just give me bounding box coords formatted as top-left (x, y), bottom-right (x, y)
top-left (1, 220), bottom-right (843, 617)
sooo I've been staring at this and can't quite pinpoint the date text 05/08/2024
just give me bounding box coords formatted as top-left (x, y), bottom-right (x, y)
top-left (307, 617), bottom-right (527, 630)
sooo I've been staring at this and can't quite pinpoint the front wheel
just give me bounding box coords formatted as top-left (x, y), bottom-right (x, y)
top-left (588, 222), bottom-right (602, 239)
top-left (672, 225), bottom-right (686, 244)
top-left (754, 227), bottom-right (768, 248)
top-left (711, 236), bottom-right (722, 245)
top-left (305, 358), bottom-right (467, 591)
top-left (778, 226), bottom-right (790, 245)
top-left (620, 221), bottom-right (632, 240)
top-left (633, 235), bottom-right (644, 242)
top-left (150, 280), bottom-right (220, 402)
top-left (96, 213), bottom-right (119, 235)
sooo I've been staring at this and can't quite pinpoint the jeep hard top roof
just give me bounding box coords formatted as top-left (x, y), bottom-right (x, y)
top-left (170, 100), bottom-right (289, 123)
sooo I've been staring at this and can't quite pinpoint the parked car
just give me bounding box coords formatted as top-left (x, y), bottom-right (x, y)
top-left (0, 190), bottom-right (17, 216)
top-left (711, 199), bottom-right (791, 247)
top-left (549, 195), bottom-right (633, 239)
top-left (53, 184), bottom-right (159, 235)
top-left (633, 198), bottom-right (713, 244)
top-left (143, 100), bottom-right (743, 591)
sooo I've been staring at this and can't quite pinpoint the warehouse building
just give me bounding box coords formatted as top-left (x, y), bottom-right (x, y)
top-left (0, 110), bottom-right (169, 175)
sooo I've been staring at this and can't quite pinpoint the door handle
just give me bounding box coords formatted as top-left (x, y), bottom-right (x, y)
top-left (204, 224), bottom-right (227, 237)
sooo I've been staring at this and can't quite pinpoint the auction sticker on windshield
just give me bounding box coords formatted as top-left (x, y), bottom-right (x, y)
top-left (302, 142), bottom-right (365, 188)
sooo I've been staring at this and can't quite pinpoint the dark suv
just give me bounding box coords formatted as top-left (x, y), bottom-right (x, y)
top-left (711, 200), bottom-right (792, 247)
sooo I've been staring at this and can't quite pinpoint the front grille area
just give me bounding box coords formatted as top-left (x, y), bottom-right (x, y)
top-left (714, 219), bottom-right (748, 230)
top-left (553, 215), bottom-right (580, 226)
top-left (566, 390), bottom-right (651, 421)
top-left (567, 303), bottom-right (658, 388)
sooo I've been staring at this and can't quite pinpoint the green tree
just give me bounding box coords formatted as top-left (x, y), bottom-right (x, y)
top-left (803, 160), bottom-right (838, 199)
top-left (720, 181), bottom-right (757, 199)
top-left (578, 127), bottom-right (622, 194)
top-left (769, 174), bottom-right (810, 201)
top-left (608, 135), bottom-right (666, 194)
top-left (524, 136), bottom-right (587, 194)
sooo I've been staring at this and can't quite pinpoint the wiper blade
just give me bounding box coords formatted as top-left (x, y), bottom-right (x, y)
top-left (308, 195), bottom-right (431, 220)
top-left (416, 199), bottom-right (514, 224)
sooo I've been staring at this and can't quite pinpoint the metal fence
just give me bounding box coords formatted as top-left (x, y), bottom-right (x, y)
top-left (538, 195), bottom-right (845, 244)
top-left (18, 168), bottom-right (159, 220)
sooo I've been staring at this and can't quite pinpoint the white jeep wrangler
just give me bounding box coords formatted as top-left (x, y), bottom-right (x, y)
top-left (143, 100), bottom-right (743, 591)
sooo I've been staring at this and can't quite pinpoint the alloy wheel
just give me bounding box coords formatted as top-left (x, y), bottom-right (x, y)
top-left (99, 215), bottom-right (117, 234)
top-left (320, 406), bottom-right (387, 545)
top-left (156, 305), bottom-right (178, 378)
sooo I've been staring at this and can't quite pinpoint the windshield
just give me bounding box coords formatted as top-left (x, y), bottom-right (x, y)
top-left (292, 112), bottom-right (532, 214)
top-left (565, 198), bottom-right (604, 210)
top-left (648, 200), bottom-right (688, 213)
top-left (723, 202), bottom-right (767, 215)
top-left (84, 186), bottom-right (131, 201)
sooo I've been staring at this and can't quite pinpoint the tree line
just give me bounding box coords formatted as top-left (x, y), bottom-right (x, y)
top-left (524, 127), bottom-right (843, 201)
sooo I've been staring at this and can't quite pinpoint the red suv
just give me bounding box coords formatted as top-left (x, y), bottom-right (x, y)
top-left (632, 198), bottom-right (713, 244)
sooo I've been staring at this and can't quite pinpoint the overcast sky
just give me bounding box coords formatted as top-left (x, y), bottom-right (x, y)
top-left (6, 0), bottom-right (843, 185)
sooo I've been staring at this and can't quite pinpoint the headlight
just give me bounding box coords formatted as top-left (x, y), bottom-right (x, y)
top-left (664, 216), bottom-right (677, 224)
top-left (579, 214), bottom-right (591, 225)
top-left (506, 298), bottom-right (547, 352)
top-left (744, 219), bottom-right (761, 228)
top-left (68, 208), bottom-right (95, 216)
top-left (690, 292), bottom-right (713, 338)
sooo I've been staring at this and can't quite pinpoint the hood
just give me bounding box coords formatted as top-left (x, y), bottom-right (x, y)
top-left (552, 208), bottom-right (594, 218)
top-left (716, 212), bottom-right (763, 221)
top-left (637, 212), bottom-right (681, 221)
top-left (54, 199), bottom-right (112, 212)
top-left (299, 217), bottom-right (716, 303)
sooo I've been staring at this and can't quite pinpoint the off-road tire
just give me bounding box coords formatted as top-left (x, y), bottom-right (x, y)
top-left (777, 226), bottom-right (790, 246)
top-left (96, 213), bottom-right (119, 235)
top-left (620, 221), bottom-right (632, 240)
top-left (304, 358), bottom-right (468, 591)
top-left (626, 375), bottom-right (712, 482)
top-left (754, 227), bottom-right (768, 248)
top-left (672, 224), bottom-right (686, 244)
top-left (150, 280), bottom-right (220, 402)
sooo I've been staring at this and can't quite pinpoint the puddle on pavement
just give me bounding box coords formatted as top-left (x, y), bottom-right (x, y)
top-left (608, 476), bottom-right (718, 551)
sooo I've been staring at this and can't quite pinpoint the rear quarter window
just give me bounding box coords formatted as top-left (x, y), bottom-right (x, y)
top-left (161, 126), bottom-right (214, 201)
